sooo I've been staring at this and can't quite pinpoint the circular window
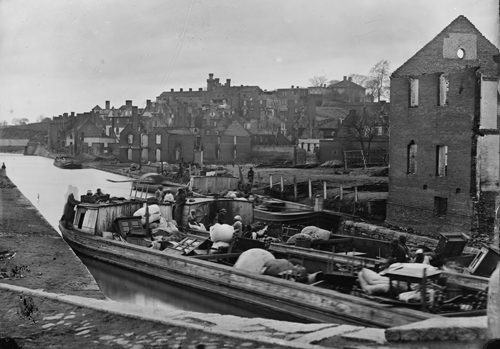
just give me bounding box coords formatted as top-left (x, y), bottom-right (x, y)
top-left (457, 48), bottom-right (465, 59)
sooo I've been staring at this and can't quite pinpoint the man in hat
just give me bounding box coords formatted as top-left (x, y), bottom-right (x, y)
top-left (163, 189), bottom-right (174, 202)
top-left (188, 210), bottom-right (207, 232)
top-left (174, 187), bottom-right (186, 226)
top-left (233, 215), bottom-right (243, 238)
top-left (155, 185), bottom-right (164, 202)
top-left (413, 249), bottom-right (431, 264)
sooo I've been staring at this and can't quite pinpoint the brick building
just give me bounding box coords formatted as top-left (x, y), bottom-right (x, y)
top-left (386, 16), bottom-right (499, 238)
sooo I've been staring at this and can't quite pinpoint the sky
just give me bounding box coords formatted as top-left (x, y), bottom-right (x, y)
top-left (0, 0), bottom-right (497, 124)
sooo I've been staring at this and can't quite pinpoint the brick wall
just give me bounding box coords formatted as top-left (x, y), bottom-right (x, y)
top-left (386, 16), bottom-right (499, 237)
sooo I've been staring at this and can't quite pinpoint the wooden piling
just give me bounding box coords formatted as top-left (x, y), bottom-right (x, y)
top-left (323, 181), bottom-right (327, 200)
top-left (340, 185), bottom-right (343, 200)
top-left (308, 178), bottom-right (312, 199)
top-left (269, 175), bottom-right (273, 189)
top-left (487, 262), bottom-right (500, 339)
top-left (293, 176), bottom-right (297, 201)
top-left (280, 176), bottom-right (284, 193)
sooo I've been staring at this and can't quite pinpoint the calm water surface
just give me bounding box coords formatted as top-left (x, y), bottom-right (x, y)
top-left (1, 153), bottom-right (288, 319)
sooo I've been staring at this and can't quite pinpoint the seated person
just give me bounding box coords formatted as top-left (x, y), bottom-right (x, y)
top-left (389, 239), bottom-right (409, 264)
top-left (187, 210), bottom-right (207, 232)
top-left (163, 189), bottom-right (175, 202)
top-left (413, 249), bottom-right (432, 264)
top-left (232, 215), bottom-right (243, 238)
top-left (251, 224), bottom-right (268, 240)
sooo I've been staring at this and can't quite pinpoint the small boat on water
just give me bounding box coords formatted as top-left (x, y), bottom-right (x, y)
top-left (59, 196), bottom-right (440, 327)
top-left (53, 156), bottom-right (82, 169)
top-left (130, 173), bottom-right (186, 193)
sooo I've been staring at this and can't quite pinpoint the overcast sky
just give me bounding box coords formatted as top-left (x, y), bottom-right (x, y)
top-left (0, 0), bottom-right (497, 124)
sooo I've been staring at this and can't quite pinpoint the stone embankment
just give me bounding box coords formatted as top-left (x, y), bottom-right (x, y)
top-left (0, 167), bottom-right (495, 348)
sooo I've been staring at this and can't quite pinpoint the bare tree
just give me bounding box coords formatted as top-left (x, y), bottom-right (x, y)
top-left (345, 106), bottom-right (387, 160)
top-left (11, 117), bottom-right (29, 125)
top-left (365, 60), bottom-right (390, 102)
top-left (348, 74), bottom-right (369, 86)
top-left (309, 75), bottom-right (328, 87)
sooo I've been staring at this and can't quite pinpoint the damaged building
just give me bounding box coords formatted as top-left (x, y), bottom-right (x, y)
top-left (386, 16), bottom-right (500, 239)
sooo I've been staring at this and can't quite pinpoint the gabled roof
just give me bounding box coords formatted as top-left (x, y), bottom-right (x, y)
top-left (223, 120), bottom-right (250, 137)
top-left (393, 15), bottom-right (499, 77)
top-left (330, 79), bottom-right (365, 90)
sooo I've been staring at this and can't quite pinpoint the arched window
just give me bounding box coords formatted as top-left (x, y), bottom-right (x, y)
top-left (155, 148), bottom-right (161, 162)
top-left (127, 148), bottom-right (133, 161)
top-left (127, 134), bottom-right (133, 144)
top-left (407, 141), bottom-right (417, 174)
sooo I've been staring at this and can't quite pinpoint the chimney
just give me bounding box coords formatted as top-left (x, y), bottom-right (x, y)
top-left (171, 88), bottom-right (174, 92)
top-left (208, 73), bottom-right (214, 80)
top-left (180, 88), bottom-right (183, 92)
top-left (348, 77), bottom-right (352, 82)
top-left (70, 112), bottom-right (75, 117)
top-left (215, 78), bottom-right (219, 84)
top-left (126, 100), bottom-right (132, 107)
top-left (132, 106), bottom-right (139, 130)
top-left (63, 113), bottom-right (68, 117)
top-left (189, 88), bottom-right (192, 92)
top-left (105, 100), bottom-right (110, 109)
top-left (343, 76), bottom-right (347, 81)
top-left (226, 78), bottom-right (231, 87)
top-left (146, 99), bottom-right (152, 108)
top-left (199, 88), bottom-right (203, 91)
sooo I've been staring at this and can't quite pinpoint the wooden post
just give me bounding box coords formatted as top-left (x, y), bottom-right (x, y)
top-left (488, 262), bottom-right (500, 339)
top-left (340, 185), bottom-right (343, 200)
top-left (308, 178), bottom-right (312, 199)
top-left (293, 176), bottom-right (297, 201)
top-left (145, 203), bottom-right (151, 239)
top-left (280, 176), bottom-right (284, 193)
top-left (354, 186), bottom-right (358, 203)
top-left (323, 181), bottom-right (327, 200)
top-left (269, 175), bottom-right (273, 189)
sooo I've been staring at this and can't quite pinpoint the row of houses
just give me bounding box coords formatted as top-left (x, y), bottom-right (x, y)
top-left (45, 71), bottom-right (389, 165)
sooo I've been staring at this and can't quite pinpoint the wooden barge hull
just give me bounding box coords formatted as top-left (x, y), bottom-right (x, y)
top-left (60, 222), bottom-right (437, 328)
top-left (254, 209), bottom-right (342, 230)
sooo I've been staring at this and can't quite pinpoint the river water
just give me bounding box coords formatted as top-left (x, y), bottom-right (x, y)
top-left (1, 153), bottom-right (290, 320)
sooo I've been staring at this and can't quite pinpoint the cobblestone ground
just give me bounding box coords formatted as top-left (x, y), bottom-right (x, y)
top-left (0, 290), bottom-right (299, 349)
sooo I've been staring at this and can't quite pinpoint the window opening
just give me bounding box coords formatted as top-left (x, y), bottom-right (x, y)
top-left (434, 197), bottom-right (448, 217)
top-left (407, 141), bottom-right (417, 174)
top-left (438, 74), bottom-right (449, 106)
top-left (409, 78), bottom-right (419, 107)
top-left (436, 145), bottom-right (448, 177)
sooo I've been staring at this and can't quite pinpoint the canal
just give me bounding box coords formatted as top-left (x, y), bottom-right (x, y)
top-left (1, 153), bottom-right (294, 321)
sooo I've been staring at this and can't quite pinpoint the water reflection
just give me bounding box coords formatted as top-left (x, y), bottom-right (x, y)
top-left (79, 254), bottom-right (300, 321)
top-left (1, 153), bottom-right (132, 230)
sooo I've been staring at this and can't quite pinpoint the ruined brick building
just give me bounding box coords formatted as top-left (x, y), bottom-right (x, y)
top-left (386, 16), bottom-right (500, 238)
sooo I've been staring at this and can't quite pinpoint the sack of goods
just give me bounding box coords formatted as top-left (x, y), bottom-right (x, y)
top-left (209, 223), bottom-right (234, 243)
top-left (133, 204), bottom-right (162, 225)
top-left (300, 226), bottom-right (331, 240)
top-left (234, 248), bottom-right (275, 274)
